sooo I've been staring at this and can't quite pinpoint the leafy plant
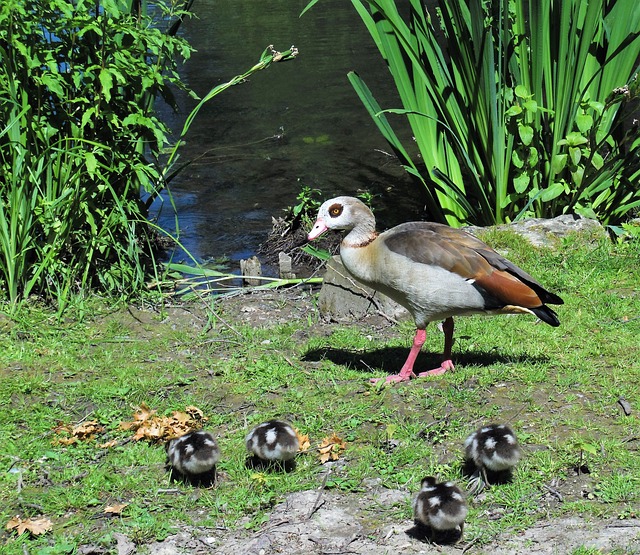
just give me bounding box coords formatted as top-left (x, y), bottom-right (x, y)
top-left (303, 0), bottom-right (640, 227)
top-left (572, 438), bottom-right (599, 473)
top-left (0, 0), bottom-right (194, 308)
top-left (0, 0), bottom-right (298, 311)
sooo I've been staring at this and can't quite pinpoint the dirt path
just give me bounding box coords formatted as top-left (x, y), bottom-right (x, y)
top-left (145, 484), bottom-right (640, 554)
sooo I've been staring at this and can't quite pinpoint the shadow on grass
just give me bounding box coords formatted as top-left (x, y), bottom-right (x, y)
top-left (405, 522), bottom-right (464, 545)
top-left (244, 455), bottom-right (297, 473)
top-left (302, 346), bottom-right (549, 375)
top-left (167, 467), bottom-right (218, 488)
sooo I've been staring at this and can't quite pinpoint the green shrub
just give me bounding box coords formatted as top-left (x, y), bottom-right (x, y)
top-left (0, 0), bottom-right (298, 310)
top-left (0, 0), bottom-right (193, 306)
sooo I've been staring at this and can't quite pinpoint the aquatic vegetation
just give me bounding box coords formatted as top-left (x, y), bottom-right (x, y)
top-left (305, 0), bottom-right (640, 227)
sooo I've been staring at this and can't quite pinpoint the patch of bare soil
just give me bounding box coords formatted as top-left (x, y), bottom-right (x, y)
top-left (143, 482), bottom-right (640, 554)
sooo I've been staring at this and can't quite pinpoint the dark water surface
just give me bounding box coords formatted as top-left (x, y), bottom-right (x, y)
top-left (154, 0), bottom-right (417, 270)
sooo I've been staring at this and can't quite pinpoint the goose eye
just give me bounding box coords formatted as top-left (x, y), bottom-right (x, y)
top-left (328, 203), bottom-right (343, 218)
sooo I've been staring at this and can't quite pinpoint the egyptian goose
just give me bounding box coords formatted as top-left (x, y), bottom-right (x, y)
top-left (413, 476), bottom-right (468, 541)
top-left (307, 196), bottom-right (563, 384)
top-left (166, 430), bottom-right (220, 486)
top-left (464, 423), bottom-right (522, 493)
top-left (245, 419), bottom-right (299, 464)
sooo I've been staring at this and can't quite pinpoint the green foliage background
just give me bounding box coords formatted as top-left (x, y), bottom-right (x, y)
top-left (0, 0), bottom-right (192, 307)
top-left (0, 0), bottom-right (298, 310)
top-left (306, 0), bottom-right (640, 227)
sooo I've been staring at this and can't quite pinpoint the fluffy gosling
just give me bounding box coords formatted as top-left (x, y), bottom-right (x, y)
top-left (464, 423), bottom-right (522, 493)
top-left (245, 419), bottom-right (299, 469)
top-left (413, 476), bottom-right (468, 543)
top-left (166, 430), bottom-right (220, 487)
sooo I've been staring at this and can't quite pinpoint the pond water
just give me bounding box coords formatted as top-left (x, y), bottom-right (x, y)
top-left (153, 0), bottom-right (421, 272)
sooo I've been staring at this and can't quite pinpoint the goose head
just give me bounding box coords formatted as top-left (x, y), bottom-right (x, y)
top-left (308, 196), bottom-right (376, 241)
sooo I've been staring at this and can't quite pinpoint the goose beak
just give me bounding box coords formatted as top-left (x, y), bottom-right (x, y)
top-left (308, 219), bottom-right (328, 241)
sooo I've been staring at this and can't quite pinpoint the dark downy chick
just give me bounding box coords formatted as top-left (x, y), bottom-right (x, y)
top-left (245, 419), bottom-right (299, 470)
top-left (166, 430), bottom-right (220, 487)
top-left (413, 476), bottom-right (468, 543)
top-left (464, 423), bottom-right (522, 493)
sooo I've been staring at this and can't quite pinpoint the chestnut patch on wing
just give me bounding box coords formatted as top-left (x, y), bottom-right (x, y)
top-left (474, 270), bottom-right (543, 308)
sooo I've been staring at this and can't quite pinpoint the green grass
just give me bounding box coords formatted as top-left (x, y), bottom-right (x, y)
top-left (0, 232), bottom-right (639, 553)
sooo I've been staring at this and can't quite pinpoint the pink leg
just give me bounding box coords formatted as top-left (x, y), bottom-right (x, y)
top-left (370, 329), bottom-right (426, 385)
top-left (416, 317), bottom-right (455, 377)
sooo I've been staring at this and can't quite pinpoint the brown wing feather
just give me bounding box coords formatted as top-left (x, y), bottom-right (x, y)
top-left (383, 223), bottom-right (493, 278)
top-left (473, 270), bottom-right (544, 308)
top-left (383, 222), bottom-right (563, 308)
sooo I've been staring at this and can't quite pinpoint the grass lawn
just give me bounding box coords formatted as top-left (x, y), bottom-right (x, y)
top-left (1, 230), bottom-right (639, 554)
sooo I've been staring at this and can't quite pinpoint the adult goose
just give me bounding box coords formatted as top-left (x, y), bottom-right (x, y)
top-left (307, 196), bottom-right (563, 384)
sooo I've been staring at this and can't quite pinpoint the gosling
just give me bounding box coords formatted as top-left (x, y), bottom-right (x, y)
top-left (464, 423), bottom-right (522, 493)
top-left (245, 419), bottom-right (299, 469)
top-left (413, 476), bottom-right (468, 543)
top-left (166, 430), bottom-right (220, 486)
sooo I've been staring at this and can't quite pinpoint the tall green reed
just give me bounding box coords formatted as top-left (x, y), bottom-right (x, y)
top-left (304, 0), bottom-right (640, 227)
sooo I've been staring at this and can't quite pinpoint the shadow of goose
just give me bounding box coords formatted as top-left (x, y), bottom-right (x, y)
top-left (301, 345), bottom-right (549, 376)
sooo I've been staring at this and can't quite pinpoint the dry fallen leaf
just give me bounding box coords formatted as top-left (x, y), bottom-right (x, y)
top-left (56, 436), bottom-right (78, 446)
top-left (52, 420), bottom-right (105, 445)
top-left (185, 405), bottom-right (204, 419)
top-left (119, 402), bottom-right (157, 431)
top-left (98, 439), bottom-right (119, 449)
top-left (317, 434), bottom-right (347, 464)
top-left (6, 515), bottom-right (53, 536)
top-left (132, 419), bottom-right (165, 442)
top-left (119, 404), bottom-right (208, 442)
top-left (72, 420), bottom-right (105, 438)
top-left (296, 430), bottom-right (311, 453)
top-left (104, 503), bottom-right (129, 515)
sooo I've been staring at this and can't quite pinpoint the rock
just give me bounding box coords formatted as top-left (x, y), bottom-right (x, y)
top-left (465, 214), bottom-right (607, 248)
top-left (143, 488), bottom-right (640, 555)
top-left (240, 256), bottom-right (262, 286)
top-left (113, 533), bottom-right (135, 555)
top-left (317, 256), bottom-right (409, 323)
top-left (278, 251), bottom-right (295, 279)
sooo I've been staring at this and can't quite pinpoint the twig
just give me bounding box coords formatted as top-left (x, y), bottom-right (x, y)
top-left (618, 397), bottom-right (632, 416)
top-left (621, 436), bottom-right (639, 443)
top-left (126, 305), bottom-right (146, 324)
top-left (199, 337), bottom-right (243, 346)
top-left (176, 283), bottom-right (242, 337)
top-left (16, 469), bottom-right (23, 494)
top-left (542, 483), bottom-right (563, 502)
top-left (307, 468), bottom-right (332, 520)
top-left (461, 535), bottom-right (481, 553)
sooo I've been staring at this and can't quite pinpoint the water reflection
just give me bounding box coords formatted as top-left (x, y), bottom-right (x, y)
top-left (154, 0), bottom-right (417, 269)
